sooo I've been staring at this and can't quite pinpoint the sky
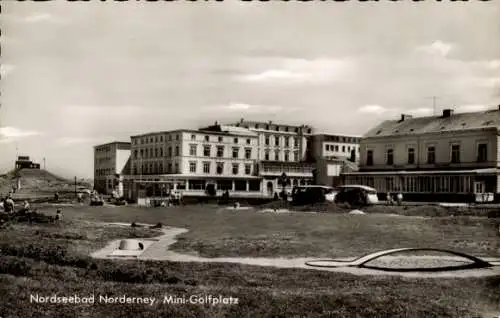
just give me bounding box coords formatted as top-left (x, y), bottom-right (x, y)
top-left (1, 1), bottom-right (499, 179)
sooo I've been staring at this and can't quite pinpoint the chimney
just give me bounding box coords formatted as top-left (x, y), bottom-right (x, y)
top-left (442, 109), bottom-right (454, 118)
top-left (400, 114), bottom-right (413, 122)
top-left (214, 121), bottom-right (218, 125)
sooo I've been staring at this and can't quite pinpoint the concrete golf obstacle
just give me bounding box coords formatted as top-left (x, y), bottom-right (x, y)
top-left (305, 248), bottom-right (499, 272)
top-left (91, 223), bottom-right (500, 277)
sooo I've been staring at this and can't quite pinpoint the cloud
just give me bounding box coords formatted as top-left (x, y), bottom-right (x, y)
top-left (236, 57), bottom-right (356, 84)
top-left (357, 105), bottom-right (388, 114)
top-left (22, 13), bottom-right (55, 24)
top-left (0, 64), bottom-right (16, 77)
top-left (416, 41), bottom-right (454, 57)
top-left (0, 127), bottom-right (40, 138)
top-left (407, 108), bottom-right (434, 116)
top-left (455, 104), bottom-right (492, 112)
top-left (203, 103), bottom-right (297, 114)
top-left (55, 136), bottom-right (110, 145)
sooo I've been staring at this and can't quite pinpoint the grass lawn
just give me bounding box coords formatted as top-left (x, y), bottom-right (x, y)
top-left (0, 204), bottom-right (498, 317)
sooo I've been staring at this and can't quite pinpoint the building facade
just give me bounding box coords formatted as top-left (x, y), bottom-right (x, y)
top-left (310, 134), bottom-right (361, 186)
top-left (342, 108), bottom-right (500, 202)
top-left (225, 119), bottom-right (315, 196)
top-left (125, 126), bottom-right (262, 201)
top-left (93, 141), bottom-right (131, 195)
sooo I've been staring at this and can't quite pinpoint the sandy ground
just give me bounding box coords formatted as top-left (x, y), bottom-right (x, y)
top-left (90, 222), bottom-right (500, 278)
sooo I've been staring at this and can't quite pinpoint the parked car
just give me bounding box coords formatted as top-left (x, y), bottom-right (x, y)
top-left (334, 185), bottom-right (379, 206)
top-left (291, 185), bottom-right (336, 205)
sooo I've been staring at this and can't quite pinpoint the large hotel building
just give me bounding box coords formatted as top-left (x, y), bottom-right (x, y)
top-left (93, 120), bottom-right (361, 202)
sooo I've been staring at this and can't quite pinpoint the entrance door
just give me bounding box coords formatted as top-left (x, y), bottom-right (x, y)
top-left (267, 181), bottom-right (274, 196)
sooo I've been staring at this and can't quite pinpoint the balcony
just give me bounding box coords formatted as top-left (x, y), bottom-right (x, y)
top-left (258, 161), bottom-right (313, 177)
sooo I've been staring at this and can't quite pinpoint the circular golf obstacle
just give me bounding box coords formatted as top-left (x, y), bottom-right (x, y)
top-left (305, 248), bottom-right (499, 272)
top-left (118, 239), bottom-right (144, 251)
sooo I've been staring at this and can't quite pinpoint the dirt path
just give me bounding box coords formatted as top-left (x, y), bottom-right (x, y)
top-left (91, 223), bottom-right (500, 278)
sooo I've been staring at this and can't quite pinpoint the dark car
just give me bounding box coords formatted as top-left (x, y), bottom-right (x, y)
top-left (334, 185), bottom-right (379, 206)
top-left (292, 185), bottom-right (336, 205)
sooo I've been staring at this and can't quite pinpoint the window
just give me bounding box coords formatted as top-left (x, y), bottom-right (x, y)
top-left (205, 135), bottom-right (209, 142)
top-left (203, 145), bottom-right (211, 157)
top-left (155, 148), bottom-right (158, 157)
top-left (293, 151), bottom-right (299, 161)
top-left (265, 135), bottom-right (270, 146)
top-left (175, 146), bottom-right (179, 156)
top-left (168, 147), bottom-right (172, 157)
top-left (407, 148), bottom-right (415, 164)
top-left (174, 163), bottom-right (179, 173)
top-left (134, 150), bottom-right (138, 158)
top-left (325, 144), bottom-right (329, 151)
top-left (274, 150), bottom-right (279, 161)
top-left (245, 164), bottom-right (251, 175)
top-left (427, 146), bottom-right (435, 164)
top-left (366, 150), bottom-right (374, 166)
top-left (218, 136), bottom-right (223, 142)
top-left (216, 162), bottom-right (224, 175)
top-left (294, 138), bottom-right (298, 148)
top-left (168, 163), bottom-right (172, 173)
top-left (246, 138), bottom-right (251, 145)
top-left (245, 148), bottom-right (252, 159)
top-left (234, 137), bottom-right (238, 144)
top-left (203, 161), bottom-right (210, 174)
top-left (155, 136), bottom-right (158, 142)
top-left (284, 151), bottom-right (289, 162)
top-left (386, 149), bottom-right (394, 165)
top-left (149, 148), bottom-right (153, 158)
top-left (342, 145), bottom-right (346, 153)
top-left (176, 134), bottom-right (179, 141)
top-left (451, 144), bottom-right (460, 163)
top-left (335, 145), bottom-right (339, 152)
top-left (232, 147), bottom-right (239, 159)
top-left (160, 136), bottom-right (163, 142)
top-left (232, 163), bottom-right (239, 175)
top-left (159, 163), bottom-right (163, 173)
top-left (217, 146), bottom-right (224, 158)
top-left (189, 144), bottom-right (197, 156)
top-left (168, 135), bottom-right (172, 141)
top-left (189, 162), bottom-right (197, 173)
top-left (285, 137), bottom-right (290, 147)
top-left (191, 134), bottom-right (196, 141)
top-left (159, 148), bottom-right (163, 157)
top-left (265, 150), bottom-right (270, 161)
top-left (275, 136), bottom-right (280, 146)
top-left (477, 143), bottom-right (488, 162)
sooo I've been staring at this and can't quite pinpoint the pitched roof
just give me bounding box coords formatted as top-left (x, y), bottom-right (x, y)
top-left (363, 109), bottom-right (500, 138)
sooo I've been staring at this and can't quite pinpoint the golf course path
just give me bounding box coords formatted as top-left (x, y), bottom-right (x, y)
top-left (90, 222), bottom-right (500, 278)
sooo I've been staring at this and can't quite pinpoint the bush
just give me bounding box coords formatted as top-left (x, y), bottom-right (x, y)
top-left (0, 256), bottom-right (34, 276)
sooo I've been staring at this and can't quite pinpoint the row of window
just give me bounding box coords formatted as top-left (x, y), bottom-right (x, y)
top-left (264, 135), bottom-right (299, 148)
top-left (324, 136), bottom-right (361, 143)
top-left (235, 122), bottom-right (312, 134)
top-left (365, 143), bottom-right (488, 166)
top-left (189, 162), bottom-right (253, 175)
top-left (264, 150), bottom-right (299, 162)
top-left (345, 175), bottom-right (475, 194)
top-left (133, 134), bottom-right (254, 145)
top-left (95, 157), bottom-right (112, 164)
top-left (325, 144), bottom-right (359, 153)
top-left (133, 145), bottom-right (254, 159)
top-left (95, 146), bottom-right (111, 153)
top-left (95, 168), bottom-right (113, 177)
top-left (133, 162), bottom-right (253, 175)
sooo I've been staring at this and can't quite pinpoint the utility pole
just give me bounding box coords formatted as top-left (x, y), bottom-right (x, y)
top-left (74, 176), bottom-right (77, 199)
top-left (43, 158), bottom-right (46, 170)
top-left (426, 96), bottom-right (440, 116)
